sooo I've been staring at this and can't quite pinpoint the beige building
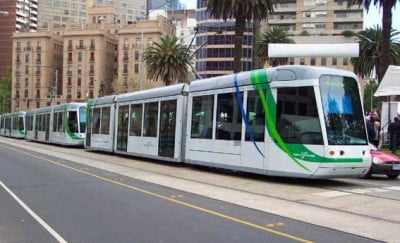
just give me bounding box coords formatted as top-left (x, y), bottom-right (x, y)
top-left (11, 6), bottom-right (175, 111)
top-left (12, 30), bottom-right (63, 111)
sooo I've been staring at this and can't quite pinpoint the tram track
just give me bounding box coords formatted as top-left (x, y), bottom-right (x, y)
top-left (2, 137), bottom-right (400, 225)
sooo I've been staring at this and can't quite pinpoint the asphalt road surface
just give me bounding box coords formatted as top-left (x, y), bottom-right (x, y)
top-left (0, 143), bottom-right (380, 243)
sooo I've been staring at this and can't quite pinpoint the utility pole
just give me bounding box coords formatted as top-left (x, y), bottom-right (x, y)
top-left (54, 69), bottom-right (58, 105)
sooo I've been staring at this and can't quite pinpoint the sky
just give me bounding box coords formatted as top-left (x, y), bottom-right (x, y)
top-left (180, 0), bottom-right (400, 30)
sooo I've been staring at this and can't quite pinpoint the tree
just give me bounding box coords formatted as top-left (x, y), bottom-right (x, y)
top-left (348, 0), bottom-right (399, 82)
top-left (256, 27), bottom-right (295, 67)
top-left (350, 26), bottom-right (400, 80)
top-left (0, 69), bottom-right (12, 114)
top-left (204, 0), bottom-right (275, 73)
top-left (143, 35), bottom-right (189, 86)
top-left (363, 79), bottom-right (380, 112)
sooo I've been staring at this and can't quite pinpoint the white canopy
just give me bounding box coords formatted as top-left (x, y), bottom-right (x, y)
top-left (374, 65), bottom-right (400, 97)
top-left (268, 43), bottom-right (359, 57)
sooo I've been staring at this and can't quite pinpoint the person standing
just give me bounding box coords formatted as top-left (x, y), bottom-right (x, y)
top-left (388, 117), bottom-right (400, 154)
top-left (372, 121), bottom-right (381, 147)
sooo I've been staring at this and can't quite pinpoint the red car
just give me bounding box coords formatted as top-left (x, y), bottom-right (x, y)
top-left (366, 144), bottom-right (400, 179)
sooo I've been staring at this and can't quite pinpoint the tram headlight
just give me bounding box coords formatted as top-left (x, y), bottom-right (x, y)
top-left (372, 156), bottom-right (382, 164)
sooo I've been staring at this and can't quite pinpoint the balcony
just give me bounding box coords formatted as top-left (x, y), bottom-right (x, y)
top-left (90, 45), bottom-right (95, 50)
top-left (35, 70), bottom-right (41, 76)
top-left (15, 71), bottom-right (21, 76)
top-left (67, 71), bottom-right (72, 76)
top-left (16, 59), bottom-right (21, 65)
top-left (36, 82), bottom-right (40, 88)
top-left (36, 46), bottom-right (41, 52)
top-left (15, 82), bottom-right (20, 88)
top-left (122, 45), bottom-right (129, 50)
top-left (68, 59), bottom-right (73, 64)
top-left (89, 71), bottom-right (95, 76)
top-left (90, 58), bottom-right (95, 63)
top-left (67, 45), bottom-right (73, 51)
top-left (36, 59), bottom-right (41, 64)
top-left (16, 47), bottom-right (21, 52)
top-left (76, 45), bottom-right (86, 50)
top-left (123, 57), bottom-right (129, 63)
top-left (24, 47), bottom-right (31, 51)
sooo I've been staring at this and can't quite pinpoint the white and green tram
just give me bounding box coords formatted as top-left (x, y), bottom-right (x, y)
top-left (0, 111), bottom-right (26, 138)
top-left (25, 103), bottom-right (86, 146)
top-left (86, 66), bottom-right (371, 178)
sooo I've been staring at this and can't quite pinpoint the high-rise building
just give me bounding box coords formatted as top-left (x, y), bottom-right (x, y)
top-left (93, 0), bottom-right (146, 22)
top-left (195, 0), bottom-right (253, 78)
top-left (0, 0), bottom-right (38, 79)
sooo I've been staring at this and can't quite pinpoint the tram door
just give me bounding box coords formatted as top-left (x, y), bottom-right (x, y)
top-left (86, 109), bottom-right (92, 147)
top-left (34, 115), bottom-right (39, 140)
top-left (45, 114), bottom-right (50, 141)
top-left (158, 100), bottom-right (176, 158)
top-left (116, 105), bottom-right (129, 152)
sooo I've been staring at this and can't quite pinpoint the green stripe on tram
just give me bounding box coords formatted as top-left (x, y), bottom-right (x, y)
top-left (250, 69), bottom-right (363, 171)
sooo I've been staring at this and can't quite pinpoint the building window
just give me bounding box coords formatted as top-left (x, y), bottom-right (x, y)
top-left (78, 66), bottom-right (82, 75)
top-left (77, 91), bottom-right (81, 99)
top-left (134, 63), bottom-right (139, 73)
top-left (24, 89), bottom-right (28, 98)
top-left (77, 77), bottom-right (81, 86)
top-left (90, 52), bottom-right (95, 62)
top-left (321, 57), bottom-right (327, 66)
top-left (123, 64), bottom-right (128, 74)
top-left (68, 40), bottom-right (73, 50)
top-left (134, 50), bottom-right (139, 61)
top-left (90, 77), bottom-right (94, 85)
top-left (36, 89), bottom-right (40, 98)
top-left (79, 40), bottom-right (84, 49)
top-left (25, 53), bottom-right (29, 63)
top-left (123, 38), bottom-right (129, 49)
top-left (68, 52), bottom-right (72, 62)
top-left (25, 78), bottom-right (28, 86)
top-left (36, 102), bottom-right (40, 108)
top-left (89, 90), bottom-right (93, 98)
top-left (310, 57), bottom-right (316, 66)
top-left (68, 77), bottom-right (72, 85)
top-left (300, 58), bottom-right (305, 65)
top-left (90, 39), bottom-right (95, 49)
top-left (36, 53), bottom-right (41, 63)
top-left (332, 57), bottom-right (337, 65)
top-left (89, 64), bottom-right (94, 75)
top-left (343, 57), bottom-right (348, 66)
top-left (25, 66), bottom-right (29, 75)
top-left (78, 52), bottom-right (82, 62)
top-left (136, 38), bottom-right (142, 48)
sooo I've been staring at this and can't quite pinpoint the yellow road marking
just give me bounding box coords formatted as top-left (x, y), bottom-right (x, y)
top-left (4, 145), bottom-right (313, 243)
top-left (277, 222), bottom-right (285, 226)
top-left (266, 224), bottom-right (275, 227)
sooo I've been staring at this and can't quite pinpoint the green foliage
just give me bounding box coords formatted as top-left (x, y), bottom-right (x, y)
top-left (340, 30), bottom-right (356, 37)
top-left (363, 79), bottom-right (381, 112)
top-left (0, 69), bottom-right (12, 114)
top-left (299, 30), bottom-right (310, 36)
top-left (351, 26), bottom-right (400, 80)
top-left (143, 35), bottom-right (189, 86)
top-left (256, 27), bottom-right (295, 66)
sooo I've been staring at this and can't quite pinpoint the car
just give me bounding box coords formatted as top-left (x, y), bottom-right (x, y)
top-left (365, 144), bottom-right (400, 179)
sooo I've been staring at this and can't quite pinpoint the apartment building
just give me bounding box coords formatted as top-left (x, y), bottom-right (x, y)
top-left (0, 0), bottom-right (38, 79)
top-left (265, 0), bottom-right (363, 69)
top-left (11, 6), bottom-right (175, 111)
top-left (117, 15), bottom-right (175, 92)
top-left (12, 30), bottom-right (63, 111)
top-left (195, 0), bottom-right (253, 78)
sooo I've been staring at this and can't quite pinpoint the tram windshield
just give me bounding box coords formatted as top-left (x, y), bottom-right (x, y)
top-left (79, 107), bottom-right (86, 133)
top-left (320, 75), bottom-right (368, 145)
top-left (68, 111), bottom-right (79, 133)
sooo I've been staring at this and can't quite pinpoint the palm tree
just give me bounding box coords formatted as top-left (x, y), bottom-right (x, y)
top-left (256, 27), bottom-right (295, 67)
top-left (204, 0), bottom-right (275, 73)
top-left (144, 35), bottom-right (189, 86)
top-left (348, 0), bottom-right (399, 82)
top-left (351, 26), bottom-right (400, 80)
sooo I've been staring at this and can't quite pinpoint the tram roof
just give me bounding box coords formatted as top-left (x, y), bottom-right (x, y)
top-left (53, 102), bottom-right (86, 112)
top-left (189, 65), bottom-right (357, 93)
top-left (89, 95), bottom-right (116, 106)
top-left (1, 111), bottom-right (26, 117)
top-left (116, 83), bottom-right (188, 104)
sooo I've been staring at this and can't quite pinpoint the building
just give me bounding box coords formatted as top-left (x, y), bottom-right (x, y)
top-left (0, 0), bottom-right (38, 79)
top-left (11, 5), bottom-right (175, 111)
top-left (195, 0), bottom-right (253, 78)
top-left (38, 0), bottom-right (146, 29)
top-left (116, 14), bottom-right (175, 93)
top-left (12, 29), bottom-right (63, 110)
top-left (264, 0), bottom-right (363, 69)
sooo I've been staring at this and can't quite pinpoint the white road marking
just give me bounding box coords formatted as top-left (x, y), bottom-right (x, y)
top-left (0, 180), bottom-right (67, 243)
top-left (384, 186), bottom-right (400, 191)
top-left (315, 191), bottom-right (351, 197)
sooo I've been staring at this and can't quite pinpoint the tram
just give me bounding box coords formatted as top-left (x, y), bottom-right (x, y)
top-left (25, 103), bottom-right (86, 146)
top-left (0, 111), bottom-right (26, 138)
top-left (85, 66), bottom-right (371, 178)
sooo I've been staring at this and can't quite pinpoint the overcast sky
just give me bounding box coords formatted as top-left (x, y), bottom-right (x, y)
top-left (180, 0), bottom-right (400, 30)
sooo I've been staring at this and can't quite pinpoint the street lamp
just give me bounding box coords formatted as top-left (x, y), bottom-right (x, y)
top-left (0, 11), bottom-right (9, 16)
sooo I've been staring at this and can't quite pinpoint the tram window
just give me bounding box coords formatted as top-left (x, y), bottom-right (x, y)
top-left (143, 102), bottom-right (158, 137)
top-left (246, 90), bottom-right (265, 142)
top-left (19, 117), bottom-right (23, 131)
top-left (101, 107), bottom-right (110, 134)
top-left (79, 107), bottom-right (86, 133)
top-left (92, 108), bottom-right (101, 134)
top-left (53, 113), bottom-right (57, 131)
top-left (58, 112), bottom-right (64, 132)
top-left (129, 104), bottom-right (142, 136)
top-left (276, 86), bottom-right (323, 145)
top-left (68, 111), bottom-right (78, 133)
top-left (191, 95), bottom-right (214, 139)
top-left (216, 92), bottom-right (242, 140)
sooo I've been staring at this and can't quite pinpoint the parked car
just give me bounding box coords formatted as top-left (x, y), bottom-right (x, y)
top-left (366, 144), bottom-right (400, 179)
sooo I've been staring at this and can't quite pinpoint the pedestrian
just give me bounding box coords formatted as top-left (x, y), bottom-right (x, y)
top-left (372, 121), bottom-right (380, 147)
top-left (388, 117), bottom-right (400, 154)
top-left (366, 117), bottom-right (375, 145)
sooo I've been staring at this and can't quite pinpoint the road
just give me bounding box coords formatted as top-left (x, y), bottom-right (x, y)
top-left (0, 139), bottom-right (380, 243)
